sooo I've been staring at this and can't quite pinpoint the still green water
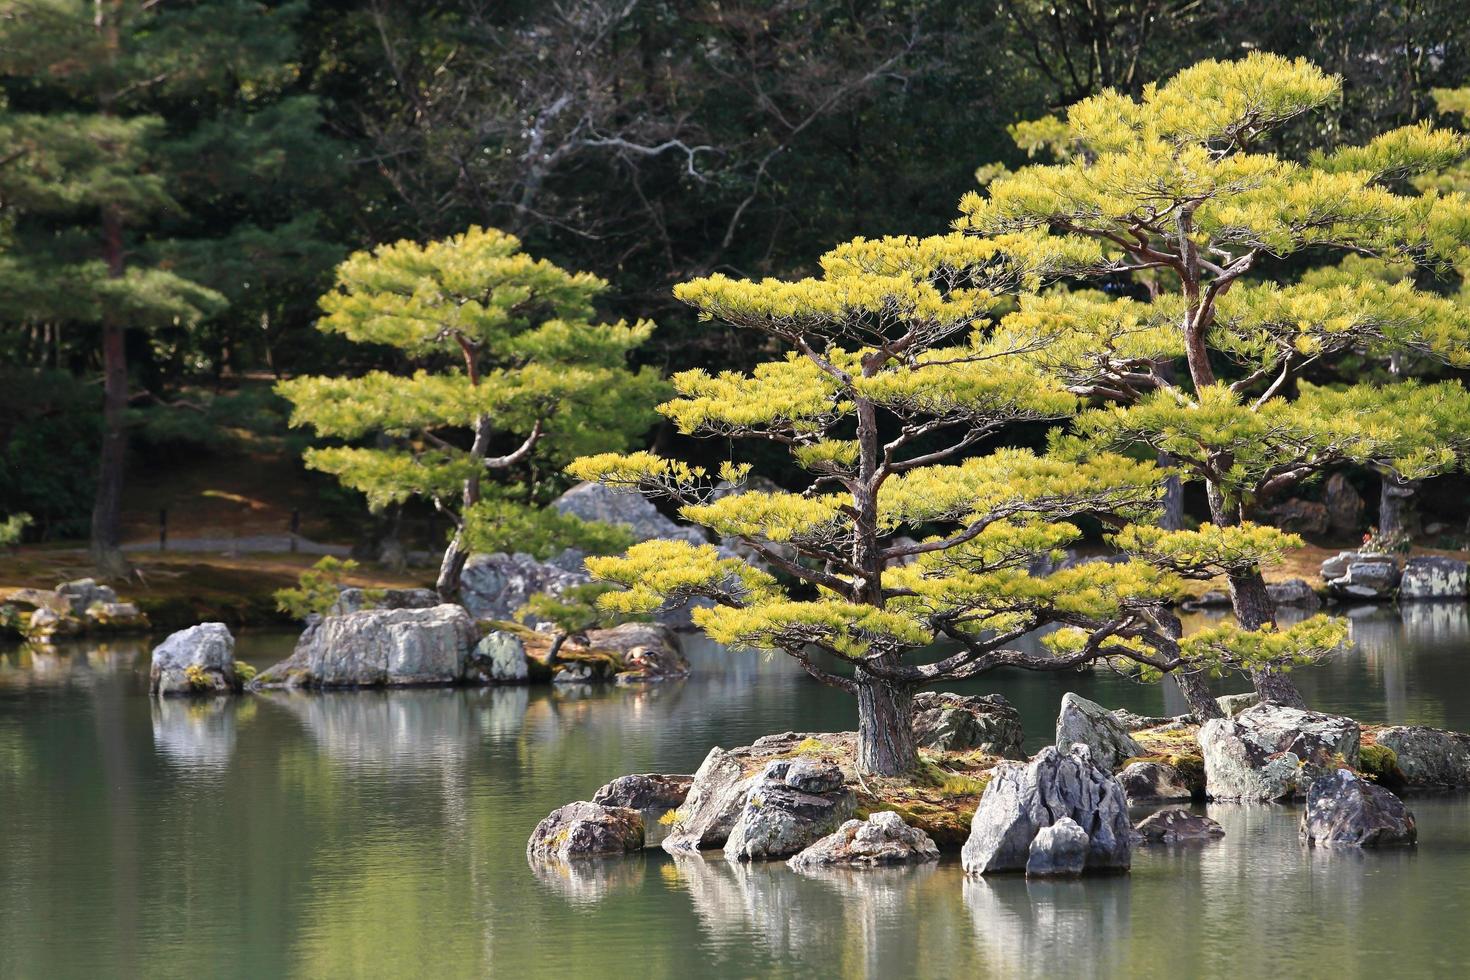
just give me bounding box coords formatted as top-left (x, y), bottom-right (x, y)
top-left (3, 604), bottom-right (1470, 979)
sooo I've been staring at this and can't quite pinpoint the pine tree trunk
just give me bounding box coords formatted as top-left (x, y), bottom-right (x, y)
top-left (1378, 474), bottom-right (1416, 540)
top-left (1229, 569), bottom-right (1307, 709)
top-left (436, 536), bottom-right (468, 601)
top-left (90, 205), bottom-right (132, 581)
top-left (855, 669), bottom-right (918, 776)
top-left (1175, 671), bottom-right (1222, 720)
top-left (1159, 451), bottom-right (1185, 531)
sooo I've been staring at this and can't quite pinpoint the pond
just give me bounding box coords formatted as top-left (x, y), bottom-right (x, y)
top-left (3, 603), bottom-right (1470, 978)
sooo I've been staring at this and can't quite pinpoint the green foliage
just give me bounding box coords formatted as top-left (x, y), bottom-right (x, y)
top-left (517, 584), bottom-right (638, 636)
top-left (234, 661), bottom-right (258, 685)
top-left (0, 513), bottom-right (31, 548)
top-left (273, 557), bottom-right (366, 620)
top-left (1359, 742), bottom-right (1401, 783)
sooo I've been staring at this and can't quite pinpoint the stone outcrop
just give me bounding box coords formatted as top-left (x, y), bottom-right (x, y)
top-left (458, 551), bottom-right (589, 622)
top-left (1197, 702), bottom-right (1359, 801)
top-left (1118, 761), bottom-right (1195, 804)
top-left (149, 623), bottom-right (240, 696)
top-left (251, 604), bottom-right (477, 688)
top-left (585, 623), bottom-right (690, 684)
top-left (466, 630), bottom-right (529, 684)
top-left (1132, 808), bottom-right (1224, 843)
top-left (723, 760), bottom-right (855, 862)
top-left (1215, 692), bottom-right (1260, 718)
top-left (594, 773), bottom-right (694, 812)
top-left (553, 481), bottom-right (709, 547)
top-left (787, 811), bottom-right (939, 869)
top-left (1055, 693), bottom-right (1146, 770)
top-left (663, 745), bottom-right (760, 853)
top-left (1325, 554), bottom-right (1400, 601)
top-left (16, 579), bottom-right (150, 639)
top-left (527, 801), bottom-right (644, 860)
top-left (1300, 769), bottom-right (1416, 847)
top-left (961, 745), bottom-right (1131, 876)
top-left (1263, 498), bottom-right (1329, 536)
top-left (329, 586), bottom-right (439, 615)
top-left (1371, 726), bottom-right (1470, 788)
top-left (912, 692), bottom-right (1024, 758)
top-left (1265, 578), bottom-right (1320, 610)
top-left (1025, 818), bottom-right (1090, 878)
top-left (1398, 556), bottom-right (1469, 601)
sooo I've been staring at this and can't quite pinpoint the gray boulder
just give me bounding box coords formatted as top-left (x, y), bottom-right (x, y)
top-left (1319, 550), bottom-right (1362, 581)
top-left (1216, 692), bottom-right (1260, 718)
top-left (1372, 726), bottom-right (1470, 788)
top-left (1300, 769), bottom-right (1416, 847)
top-left (467, 630), bottom-right (529, 684)
top-left (330, 586), bottom-right (439, 616)
top-left (1399, 556), bottom-right (1469, 601)
top-left (150, 623), bottom-right (239, 696)
top-left (1327, 557), bottom-right (1400, 601)
top-left (56, 578), bottom-right (117, 616)
top-left (912, 692), bottom-right (1024, 758)
top-left (662, 747), bottom-right (754, 853)
top-left (527, 801), bottom-right (644, 860)
top-left (553, 481), bottom-right (708, 547)
top-left (458, 551), bottom-right (589, 622)
top-left (1118, 761), bottom-right (1194, 804)
top-left (1266, 578), bottom-right (1321, 610)
top-left (723, 760), bottom-right (855, 862)
top-left (787, 811), bottom-right (939, 870)
top-left (1197, 702), bottom-right (1360, 801)
top-left (251, 604), bottom-right (477, 688)
top-left (1025, 817), bottom-right (1089, 878)
top-left (961, 745), bottom-right (1132, 876)
top-left (1055, 693), bottom-right (1146, 770)
top-left (593, 773), bottom-right (694, 812)
top-left (1132, 808), bottom-right (1224, 843)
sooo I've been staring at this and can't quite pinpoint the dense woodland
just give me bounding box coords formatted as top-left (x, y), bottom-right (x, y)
top-left (4, 0), bottom-right (1470, 561)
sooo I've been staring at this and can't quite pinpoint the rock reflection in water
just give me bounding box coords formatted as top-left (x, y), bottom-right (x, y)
top-left (258, 688), bottom-right (481, 770)
top-left (150, 696), bottom-right (238, 772)
top-left (528, 855), bottom-right (648, 905)
top-left (962, 872), bottom-right (1131, 978)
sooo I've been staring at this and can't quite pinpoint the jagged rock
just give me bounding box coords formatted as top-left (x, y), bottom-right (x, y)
top-left (1026, 817), bottom-right (1089, 878)
top-left (587, 623), bottom-right (691, 684)
top-left (663, 746), bottom-right (754, 853)
top-left (1372, 726), bottom-right (1470, 788)
top-left (1324, 473), bottom-right (1364, 536)
top-left (1399, 556), bottom-right (1469, 601)
top-left (961, 745), bottom-right (1132, 876)
top-left (553, 481), bottom-right (708, 547)
top-left (251, 604), bottom-right (477, 688)
top-left (149, 623), bottom-right (239, 696)
top-left (458, 551), bottom-right (589, 621)
top-left (594, 773), bottom-right (694, 812)
top-left (467, 630), bottom-right (529, 684)
top-left (1216, 692), bottom-right (1260, 718)
top-left (912, 692), bottom-right (1024, 758)
top-left (723, 760), bottom-right (855, 862)
top-left (1197, 702), bottom-right (1360, 801)
top-left (527, 801), bottom-right (644, 860)
top-left (1119, 761), bottom-right (1195, 804)
top-left (1055, 693), bottom-right (1146, 770)
top-left (1319, 550), bottom-right (1361, 581)
top-left (1266, 578), bottom-right (1321, 609)
top-left (787, 811), bottom-right (939, 869)
top-left (330, 586), bottom-right (439, 616)
top-left (1265, 498), bottom-right (1329, 536)
top-left (1132, 808), bottom-right (1224, 843)
top-left (56, 578), bottom-right (117, 616)
top-left (1300, 769), bottom-right (1416, 847)
top-left (1327, 557), bottom-right (1400, 601)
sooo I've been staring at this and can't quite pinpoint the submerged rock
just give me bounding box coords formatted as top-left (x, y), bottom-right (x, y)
top-left (1119, 761), bottom-right (1195, 804)
top-left (149, 623), bottom-right (239, 696)
top-left (723, 760), bottom-right (855, 862)
top-left (1398, 556), bottom-right (1469, 601)
top-left (1132, 808), bottom-right (1224, 844)
top-left (1055, 693), bottom-right (1146, 770)
top-left (1371, 726), bottom-right (1470, 788)
top-left (787, 811), bottom-right (939, 870)
top-left (251, 604), bottom-right (477, 688)
top-left (1300, 769), bottom-right (1416, 847)
top-left (912, 692), bottom-right (1025, 757)
top-left (527, 801), bottom-right (644, 860)
top-left (961, 745), bottom-right (1131, 876)
top-left (1197, 702), bottom-right (1360, 801)
top-left (1025, 817), bottom-right (1089, 878)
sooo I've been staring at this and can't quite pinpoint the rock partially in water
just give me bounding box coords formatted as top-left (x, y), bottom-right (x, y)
top-left (1319, 550), bottom-right (1361, 581)
top-left (1216, 692), bottom-right (1260, 718)
top-left (1371, 726), bottom-right (1470, 788)
top-left (1026, 817), bottom-right (1089, 878)
top-left (1132, 808), bottom-right (1224, 843)
top-left (594, 773), bottom-right (693, 811)
top-left (912, 692), bottom-right (1024, 758)
top-left (1300, 769), bottom-right (1416, 847)
top-left (466, 630), bottom-right (529, 684)
top-left (787, 811), bottom-right (939, 870)
top-left (586, 623), bottom-right (690, 684)
top-left (251, 605), bottom-right (477, 688)
top-left (1197, 702), bottom-right (1360, 801)
top-left (1266, 578), bottom-right (1321, 610)
top-left (724, 760), bottom-right (855, 862)
top-left (1119, 761), bottom-right (1195, 804)
top-left (527, 801), bottom-right (644, 860)
top-left (1399, 556), bottom-right (1469, 601)
top-left (1327, 556), bottom-right (1400, 601)
top-left (1055, 693), bottom-right (1146, 770)
top-left (149, 623), bottom-right (240, 696)
top-left (663, 746), bottom-right (754, 853)
top-left (961, 745), bottom-right (1131, 876)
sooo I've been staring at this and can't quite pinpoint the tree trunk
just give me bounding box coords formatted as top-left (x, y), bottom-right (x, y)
top-left (1378, 473), bottom-right (1417, 540)
top-left (436, 535), bottom-right (468, 601)
top-left (1175, 671), bottom-right (1222, 720)
top-left (855, 669), bottom-right (918, 776)
top-left (1228, 568), bottom-right (1307, 709)
top-left (90, 205), bottom-right (132, 581)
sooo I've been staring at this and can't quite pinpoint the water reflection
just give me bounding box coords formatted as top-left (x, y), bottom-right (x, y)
top-left (151, 696), bottom-right (238, 772)
top-left (962, 873), bottom-right (1131, 979)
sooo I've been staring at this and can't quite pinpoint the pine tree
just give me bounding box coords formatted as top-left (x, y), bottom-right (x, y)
top-left (277, 227), bottom-right (666, 598)
top-left (570, 230), bottom-right (1353, 776)
top-left (960, 53), bottom-right (1470, 707)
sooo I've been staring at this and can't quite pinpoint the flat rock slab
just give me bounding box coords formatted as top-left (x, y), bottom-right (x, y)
top-left (787, 811), bottom-right (939, 870)
top-left (1133, 808), bottom-right (1224, 844)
